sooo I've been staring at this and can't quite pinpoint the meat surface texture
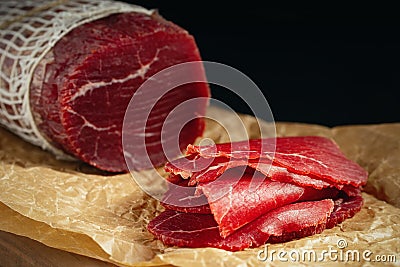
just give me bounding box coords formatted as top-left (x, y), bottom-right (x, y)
top-left (148, 199), bottom-right (336, 251)
top-left (167, 155), bottom-right (340, 189)
top-left (161, 180), bottom-right (211, 214)
top-left (198, 170), bottom-right (335, 237)
top-left (148, 136), bottom-right (368, 251)
top-left (186, 136), bottom-right (368, 187)
top-left (30, 12), bottom-right (209, 172)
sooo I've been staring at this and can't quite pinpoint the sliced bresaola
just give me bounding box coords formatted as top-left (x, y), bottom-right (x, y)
top-left (188, 159), bottom-right (359, 197)
top-left (148, 199), bottom-right (335, 251)
top-left (161, 179), bottom-right (211, 214)
top-left (164, 154), bottom-right (216, 179)
top-left (326, 195), bottom-right (364, 229)
top-left (161, 168), bottom-right (339, 237)
top-left (166, 155), bottom-right (339, 190)
top-left (186, 136), bottom-right (368, 187)
top-left (268, 194), bottom-right (364, 243)
top-left (29, 11), bottom-right (210, 172)
top-left (162, 170), bottom-right (340, 213)
top-left (150, 136), bottom-right (367, 250)
top-left (198, 168), bottom-right (339, 237)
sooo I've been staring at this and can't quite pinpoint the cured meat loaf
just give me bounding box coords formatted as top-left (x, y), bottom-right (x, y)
top-left (0, 1), bottom-right (210, 172)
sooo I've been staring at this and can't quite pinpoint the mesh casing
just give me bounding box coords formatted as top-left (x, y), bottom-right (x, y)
top-left (0, 0), bottom-right (151, 158)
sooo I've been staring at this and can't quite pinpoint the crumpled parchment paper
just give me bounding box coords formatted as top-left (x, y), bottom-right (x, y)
top-left (0, 106), bottom-right (399, 266)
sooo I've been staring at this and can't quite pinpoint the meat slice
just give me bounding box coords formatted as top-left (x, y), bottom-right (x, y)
top-left (192, 159), bottom-right (339, 189)
top-left (167, 155), bottom-right (339, 189)
top-left (150, 136), bottom-right (367, 250)
top-left (161, 180), bottom-right (211, 214)
top-left (326, 195), bottom-right (364, 229)
top-left (199, 169), bottom-right (328, 237)
top-left (162, 168), bottom-right (339, 218)
top-left (30, 12), bottom-right (210, 172)
top-left (186, 136), bottom-right (368, 187)
top-left (268, 194), bottom-right (363, 243)
top-left (164, 154), bottom-right (217, 179)
top-left (161, 167), bottom-right (339, 237)
top-left (147, 199), bottom-right (334, 251)
top-left (201, 170), bottom-right (305, 237)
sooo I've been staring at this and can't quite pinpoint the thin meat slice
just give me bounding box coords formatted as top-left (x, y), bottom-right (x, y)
top-left (167, 155), bottom-right (339, 190)
top-left (268, 195), bottom-right (363, 243)
top-left (147, 199), bottom-right (334, 251)
top-left (267, 192), bottom-right (364, 245)
top-left (257, 163), bottom-right (340, 190)
top-left (151, 136), bottom-right (367, 250)
top-left (326, 194), bottom-right (364, 229)
top-left (30, 12), bottom-right (210, 172)
top-left (165, 154), bottom-right (222, 179)
top-left (192, 158), bottom-right (339, 189)
top-left (199, 169), bottom-right (339, 237)
top-left (161, 182), bottom-right (211, 214)
top-left (162, 169), bottom-right (339, 218)
top-left (342, 185), bottom-right (362, 197)
top-left (147, 209), bottom-right (245, 251)
top-left (201, 170), bottom-right (305, 237)
top-left (165, 174), bottom-right (186, 185)
top-left (297, 187), bottom-right (339, 202)
top-left (268, 224), bottom-right (326, 243)
top-left (186, 136), bottom-right (368, 187)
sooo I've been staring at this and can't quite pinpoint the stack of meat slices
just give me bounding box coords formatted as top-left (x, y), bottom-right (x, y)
top-left (147, 136), bottom-right (368, 251)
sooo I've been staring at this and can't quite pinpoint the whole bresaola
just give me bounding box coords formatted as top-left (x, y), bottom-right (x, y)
top-left (29, 12), bottom-right (209, 172)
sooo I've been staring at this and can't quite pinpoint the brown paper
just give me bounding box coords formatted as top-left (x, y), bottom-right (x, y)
top-left (0, 106), bottom-right (399, 266)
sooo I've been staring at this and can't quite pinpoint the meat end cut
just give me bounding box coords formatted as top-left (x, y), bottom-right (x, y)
top-left (29, 12), bottom-right (210, 172)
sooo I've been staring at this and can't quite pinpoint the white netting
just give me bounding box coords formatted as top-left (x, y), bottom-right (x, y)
top-left (0, 0), bottom-right (152, 159)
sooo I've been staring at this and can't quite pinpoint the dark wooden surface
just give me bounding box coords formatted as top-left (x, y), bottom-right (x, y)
top-left (0, 231), bottom-right (116, 267)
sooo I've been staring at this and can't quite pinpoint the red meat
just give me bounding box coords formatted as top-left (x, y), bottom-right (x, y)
top-left (166, 155), bottom-right (340, 189)
top-left (161, 181), bottom-right (211, 214)
top-left (147, 199), bottom-right (334, 251)
top-left (326, 195), bottom-right (364, 229)
top-left (268, 196), bottom-right (363, 244)
top-left (162, 169), bottom-right (339, 221)
top-left (201, 170), bottom-right (305, 237)
top-left (30, 12), bottom-right (209, 172)
top-left (199, 169), bottom-right (338, 237)
top-left (186, 136), bottom-right (368, 187)
top-left (150, 137), bottom-right (367, 251)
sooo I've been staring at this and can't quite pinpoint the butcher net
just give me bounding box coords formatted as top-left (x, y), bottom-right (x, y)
top-left (0, 0), bottom-right (152, 159)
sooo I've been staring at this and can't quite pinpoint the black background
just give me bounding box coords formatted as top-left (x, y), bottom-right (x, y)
top-left (123, 1), bottom-right (399, 126)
